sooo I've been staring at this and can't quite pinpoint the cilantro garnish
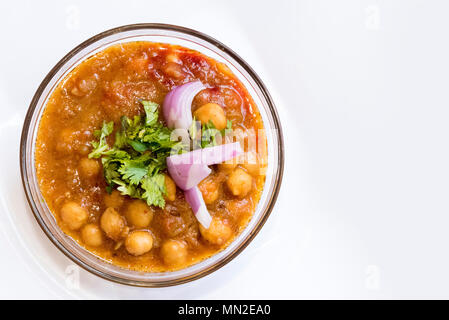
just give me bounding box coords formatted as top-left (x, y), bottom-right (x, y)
top-left (88, 101), bottom-right (234, 209)
top-left (88, 100), bottom-right (181, 208)
top-left (189, 118), bottom-right (233, 149)
top-left (88, 120), bottom-right (114, 158)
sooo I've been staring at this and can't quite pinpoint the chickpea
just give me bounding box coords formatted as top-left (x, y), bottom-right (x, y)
top-left (81, 224), bottom-right (103, 247)
top-left (241, 152), bottom-right (260, 176)
top-left (219, 152), bottom-right (261, 176)
top-left (163, 62), bottom-right (184, 79)
top-left (165, 175), bottom-right (177, 202)
top-left (199, 217), bottom-right (233, 246)
top-left (127, 56), bottom-right (148, 75)
top-left (71, 78), bottom-right (97, 97)
top-left (78, 158), bottom-right (100, 179)
top-left (55, 129), bottom-right (76, 154)
top-left (217, 62), bottom-right (232, 77)
top-left (125, 200), bottom-right (154, 228)
top-left (60, 201), bottom-right (88, 230)
top-left (104, 190), bottom-right (125, 209)
top-left (193, 103), bottom-right (227, 130)
top-left (161, 240), bottom-right (188, 266)
top-left (125, 231), bottom-right (153, 256)
top-left (166, 53), bottom-right (182, 64)
top-left (160, 214), bottom-right (186, 238)
top-left (78, 144), bottom-right (91, 156)
top-left (226, 168), bottom-right (253, 197)
top-left (100, 207), bottom-right (125, 241)
top-left (198, 177), bottom-right (219, 204)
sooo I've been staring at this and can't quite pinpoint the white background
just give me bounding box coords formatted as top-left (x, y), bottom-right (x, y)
top-left (0, 0), bottom-right (448, 299)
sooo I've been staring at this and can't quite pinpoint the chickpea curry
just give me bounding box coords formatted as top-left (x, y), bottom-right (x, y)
top-left (35, 42), bottom-right (267, 272)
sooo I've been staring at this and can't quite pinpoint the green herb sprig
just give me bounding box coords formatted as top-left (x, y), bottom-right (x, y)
top-left (88, 101), bottom-right (181, 208)
top-left (189, 118), bottom-right (232, 149)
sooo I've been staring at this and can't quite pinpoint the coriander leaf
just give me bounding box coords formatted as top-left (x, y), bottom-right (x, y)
top-left (141, 100), bottom-right (159, 126)
top-left (188, 119), bottom-right (233, 149)
top-left (222, 119), bottom-right (233, 135)
top-left (90, 101), bottom-right (175, 209)
top-left (189, 117), bottom-right (199, 140)
top-left (114, 129), bottom-right (127, 149)
top-left (127, 139), bottom-right (149, 152)
top-left (119, 158), bottom-right (149, 185)
top-left (103, 161), bottom-right (121, 186)
top-left (89, 141), bottom-right (109, 158)
top-left (102, 121), bottom-right (114, 136)
top-left (89, 121), bottom-right (114, 158)
top-left (141, 174), bottom-right (166, 208)
top-left (201, 121), bottom-right (221, 148)
top-left (113, 179), bottom-right (141, 198)
top-left (106, 184), bottom-right (114, 194)
top-left (102, 149), bottom-right (130, 159)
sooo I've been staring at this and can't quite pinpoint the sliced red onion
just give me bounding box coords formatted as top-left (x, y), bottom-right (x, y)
top-left (164, 82), bottom-right (242, 229)
top-left (184, 187), bottom-right (212, 229)
top-left (163, 81), bottom-right (206, 129)
top-left (168, 142), bottom-right (243, 167)
top-left (166, 160), bottom-right (211, 190)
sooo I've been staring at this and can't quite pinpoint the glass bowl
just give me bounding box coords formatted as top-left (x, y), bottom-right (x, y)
top-left (20, 23), bottom-right (284, 287)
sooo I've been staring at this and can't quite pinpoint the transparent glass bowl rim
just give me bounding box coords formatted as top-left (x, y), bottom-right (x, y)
top-left (20, 23), bottom-right (284, 287)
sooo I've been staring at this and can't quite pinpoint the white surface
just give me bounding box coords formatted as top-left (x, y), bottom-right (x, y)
top-left (0, 0), bottom-right (448, 299)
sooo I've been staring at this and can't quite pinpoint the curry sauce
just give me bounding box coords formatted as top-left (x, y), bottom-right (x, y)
top-left (35, 42), bottom-right (266, 272)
